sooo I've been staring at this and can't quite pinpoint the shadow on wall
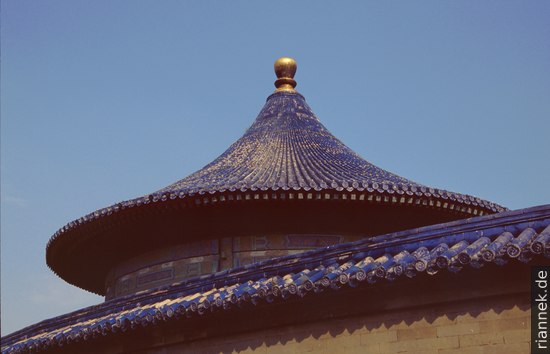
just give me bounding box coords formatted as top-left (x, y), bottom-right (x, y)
top-left (152, 292), bottom-right (530, 354)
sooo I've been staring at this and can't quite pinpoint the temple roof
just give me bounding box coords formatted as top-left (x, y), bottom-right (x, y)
top-left (4, 204), bottom-right (549, 353)
top-left (48, 58), bottom-right (505, 241)
top-left (45, 57), bottom-right (506, 296)
top-left (152, 57), bottom-right (502, 204)
top-left (158, 90), bottom-right (422, 194)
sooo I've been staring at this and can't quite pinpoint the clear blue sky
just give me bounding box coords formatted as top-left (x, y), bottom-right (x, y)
top-left (1, 1), bottom-right (549, 336)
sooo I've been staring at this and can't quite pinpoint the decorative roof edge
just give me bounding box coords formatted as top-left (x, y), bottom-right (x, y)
top-left (46, 184), bottom-right (507, 252)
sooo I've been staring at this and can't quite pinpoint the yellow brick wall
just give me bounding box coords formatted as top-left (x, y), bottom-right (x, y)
top-left (147, 294), bottom-right (530, 354)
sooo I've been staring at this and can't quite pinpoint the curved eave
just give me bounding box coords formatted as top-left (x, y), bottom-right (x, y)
top-left (49, 182), bottom-right (506, 241)
top-left (46, 185), bottom-right (506, 296)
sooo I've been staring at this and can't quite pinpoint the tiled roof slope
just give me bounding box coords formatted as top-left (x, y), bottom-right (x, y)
top-left (48, 91), bottom-right (505, 246)
top-left (159, 92), bottom-right (423, 193)
top-left (4, 204), bottom-right (549, 354)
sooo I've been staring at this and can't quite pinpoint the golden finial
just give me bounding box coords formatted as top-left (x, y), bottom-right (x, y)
top-left (274, 57), bottom-right (297, 92)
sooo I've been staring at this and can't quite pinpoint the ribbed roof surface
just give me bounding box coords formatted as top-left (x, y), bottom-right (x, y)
top-left (146, 89), bottom-right (504, 215)
top-left (48, 89), bottom-right (505, 254)
top-left (158, 91), bottom-right (418, 194)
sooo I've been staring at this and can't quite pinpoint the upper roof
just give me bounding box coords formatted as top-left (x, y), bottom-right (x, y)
top-left (51, 57), bottom-right (505, 232)
top-left (45, 58), bottom-right (506, 295)
top-left (129, 57), bottom-right (506, 208)
top-left (158, 90), bottom-right (422, 195)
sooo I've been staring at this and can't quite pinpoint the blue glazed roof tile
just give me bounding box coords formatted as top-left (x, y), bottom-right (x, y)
top-left (3, 204), bottom-right (549, 354)
top-left (158, 92), bottom-right (416, 194)
top-left (48, 90), bottom-right (506, 245)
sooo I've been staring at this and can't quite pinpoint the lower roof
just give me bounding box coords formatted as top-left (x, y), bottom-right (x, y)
top-left (3, 204), bottom-right (549, 354)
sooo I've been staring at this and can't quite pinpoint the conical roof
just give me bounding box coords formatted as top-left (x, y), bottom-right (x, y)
top-left (152, 57), bottom-right (502, 210)
top-left (157, 91), bottom-right (419, 195)
top-left (46, 58), bottom-right (506, 295)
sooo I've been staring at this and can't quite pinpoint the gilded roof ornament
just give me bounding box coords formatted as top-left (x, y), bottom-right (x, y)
top-left (274, 57), bottom-right (297, 92)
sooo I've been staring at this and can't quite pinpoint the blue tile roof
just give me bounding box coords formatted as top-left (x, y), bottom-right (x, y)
top-left (45, 90), bottom-right (507, 296)
top-left (48, 91), bottom-right (505, 247)
top-left (4, 204), bottom-right (549, 354)
top-left (45, 88), bottom-right (508, 297)
top-left (159, 92), bottom-right (421, 193)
